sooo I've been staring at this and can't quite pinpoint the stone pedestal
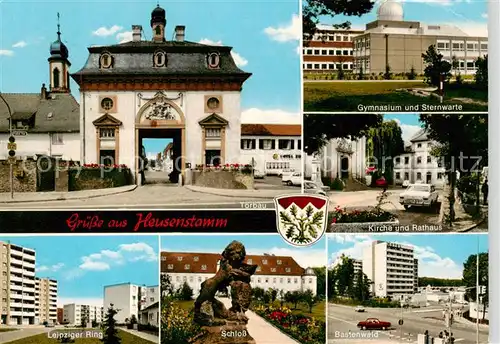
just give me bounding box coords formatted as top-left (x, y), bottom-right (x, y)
top-left (193, 321), bottom-right (255, 344)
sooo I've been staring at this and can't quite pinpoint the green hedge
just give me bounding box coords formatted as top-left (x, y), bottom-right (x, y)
top-left (68, 167), bottom-right (132, 191)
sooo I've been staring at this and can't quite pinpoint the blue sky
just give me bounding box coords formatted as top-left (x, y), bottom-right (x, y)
top-left (0, 0), bottom-right (301, 124)
top-left (318, 0), bottom-right (487, 37)
top-left (161, 234), bottom-right (327, 268)
top-left (327, 234), bottom-right (488, 279)
top-left (143, 138), bottom-right (172, 157)
top-left (0, 236), bottom-right (159, 307)
top-left (384, 113), bottom-right (422, 143)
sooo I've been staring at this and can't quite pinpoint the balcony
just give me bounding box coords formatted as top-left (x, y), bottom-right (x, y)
top-left (23, 261), bottom-right (35, 269)
top-left (23, 270), bottom-right (35, 277)
top-left (10, 257), bottom-right (24, 266)
top-left (23, 295), bottom-right (35, 301)
top-left (10, 267), bottom-right (24, 275)
top-left (9, 302), bottom-right (24, 308)
top-left (10, 284), bottom-right (22, 291)
top-left (10, 275), bottom-right (23, 283)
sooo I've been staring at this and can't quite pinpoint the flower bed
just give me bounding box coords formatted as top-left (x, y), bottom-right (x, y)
top-left (68, 164), bottom-right (132, 191)
top-left (161, 299), bottom-right (204, 344)
top-left (253, 305), bottom-right (325, 344)
top-left (328, 206), bottom-right (398, 232)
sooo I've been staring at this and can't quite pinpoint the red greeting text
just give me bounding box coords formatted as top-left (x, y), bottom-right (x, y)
top-left (66, 213), bottom-right (104, 231)
top-left (134, 212), bottom-right (228, 231)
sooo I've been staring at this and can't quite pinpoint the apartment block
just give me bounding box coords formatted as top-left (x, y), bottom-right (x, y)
top-left (63, 304), bottom-right (104, 325)
top-left (104, 283), bottom-right (159, 324)
top-left (0, 242), bottom-right (37, 325)
top-left (363, 240), bottom-right (418, 298)
top-left (35, 277), bottom-right (58, 324)
top-left (353, 259), bottom-right (363, 276)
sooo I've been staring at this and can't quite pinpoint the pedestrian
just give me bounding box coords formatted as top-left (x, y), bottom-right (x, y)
top-left (439, 331), bottom-right (443, 338)
top-left (481, 179), bottom-right (488, 205)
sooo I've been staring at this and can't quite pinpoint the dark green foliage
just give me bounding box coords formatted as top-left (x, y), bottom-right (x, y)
top-left (101, 304), bottom-right (121, 344)
top-left (422, 45), bottom-right (452, 86)
top-left (475, 55), bottom-right (488, 89)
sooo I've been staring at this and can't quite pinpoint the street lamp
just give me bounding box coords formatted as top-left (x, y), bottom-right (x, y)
top-left (0, 92), bottom-right (13, 199)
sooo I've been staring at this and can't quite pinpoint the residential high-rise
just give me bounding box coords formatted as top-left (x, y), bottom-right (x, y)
top-left (363, 240), bottom-right (418, 298)
top-left (35, 277), bottom-right (58, 324)
top-left (63, 304), bottom-right (104, 325)
top-left (103, 283), bottom-right (159, 324)
top-left (353, 259), bottom-right (363, 276)
top-left (0, 242), bottom-right (37, 325)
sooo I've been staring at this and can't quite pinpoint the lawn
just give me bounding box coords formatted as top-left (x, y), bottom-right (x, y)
top-left (4, 329), bottom-right (155, 344)
top-left (0, 328), bottom-right (18, 332)
top-left (304, 81), bottom-right (487, 112)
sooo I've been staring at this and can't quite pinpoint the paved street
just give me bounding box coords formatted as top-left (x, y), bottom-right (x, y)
top-left (328, 303), bottom-right (489, 344)
top-left (0, 326), bottom-right (51, 343)
top-left (0, 177), bottom-right (297, 209)
top-left (329, 189), bottom-right (441, 229)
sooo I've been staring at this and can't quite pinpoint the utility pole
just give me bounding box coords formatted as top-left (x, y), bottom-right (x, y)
top-left (400, 295), bottom-right (404, 343)
top-left (476, 236), bottom-right (480, 344)
top-left (0, 93), bottom-right (14, 199)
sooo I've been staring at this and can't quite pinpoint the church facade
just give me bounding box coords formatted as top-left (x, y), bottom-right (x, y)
top-left (71, 5), bottom-right (251, 183)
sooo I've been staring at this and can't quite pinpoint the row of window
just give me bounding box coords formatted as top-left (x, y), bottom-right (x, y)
top-left (354, 40), bottom-right (371, 49)
top-left (395, 171), bottom-right (444, 180)
top-left (98, 51), bottom-right (222, 69)
top-left (241, 139), bottom-right (301, 150)
top-left (310, 34), bottom-right (355, 42)
top-left (304, 63), bottom-right (353, 70)
top-left (395, 155), bottom-right (443, 166)
top-left (303, 48), bottom-right (354, 56)
top-left (266, 162), bottom-right (291, 170)
top-left (437, 42), bottom-right (488, 51)
top-left (173, 275), bottom-right (313, 284)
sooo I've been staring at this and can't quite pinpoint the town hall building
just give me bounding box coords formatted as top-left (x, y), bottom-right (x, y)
top-left (71, 5), bottom-right (251, 184)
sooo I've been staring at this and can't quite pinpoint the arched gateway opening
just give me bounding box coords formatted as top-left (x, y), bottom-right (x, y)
top-left (135, 94), bottom-right (185, 186)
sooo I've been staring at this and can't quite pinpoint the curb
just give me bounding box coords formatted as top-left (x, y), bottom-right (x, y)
top-left (0, 185), bottom-right (137, 204)
top-left (184, 185), bottom-right (286, 199)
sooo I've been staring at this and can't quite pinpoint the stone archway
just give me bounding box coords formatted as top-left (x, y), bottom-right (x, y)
top-left (135, 94), bottom-right (186, 185)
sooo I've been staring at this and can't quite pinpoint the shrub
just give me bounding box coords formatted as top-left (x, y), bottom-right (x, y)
top-left (178, 282), bottom-right (194, 301)
top-left (330, 177), bottom-right (344, 191)
top-left (408, 66), bottom-right (417, 80)
top-left (161, 299), bottom-right (203, 344)
top-left (330, 206), bottom-right (396, 224)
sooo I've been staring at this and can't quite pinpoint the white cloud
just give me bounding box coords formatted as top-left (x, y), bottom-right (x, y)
top-left (76, 242), bottom-right (157, 273)
top-left (58, 297), bottom-right (103, 308)
top-left (37, 263), bottom-right (65, 273)
top-left (390, 119), bottom-right (422, 144)
top-left (0, 50), bottom-right (14, 56)
top-left (328, 235), bottom-right (463, 279)
top-left (198, 38), bottom-right (248, 67)
top-left (241, 108), bottom-right (301, 125)
top-left (264, 14), bottom-right (301, 42)
top-left (116, 31), bottom-right (133, 43)
top-left (93, 25), bottom-right (123, 37)
top-left (12, 41), bottom-right (27, 48)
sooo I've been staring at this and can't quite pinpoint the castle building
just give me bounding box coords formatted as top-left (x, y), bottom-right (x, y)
top-left (161, 252), bottom-right (317, 296)
top-left (71, 5), bottom-right (251, 184)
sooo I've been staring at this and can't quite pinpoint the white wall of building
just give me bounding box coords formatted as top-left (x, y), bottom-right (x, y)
top-left (63, 304), bottom-right (103, 325)
top-left (239, 135), bottom-right (302, 175)
top-left (469, 301), bottom-right (489, 320)
top-left (81, 91), bottom-right (241, 171)
top-left (103, 284), bottom-right (140, 324)
top-left (0, 133), bottom-right (80, 161)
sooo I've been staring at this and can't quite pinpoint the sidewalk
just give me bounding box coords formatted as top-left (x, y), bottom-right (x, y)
top-left (438, 184), bottom-right (486, 232)
top-left (185, 185), bottom-right (296, 199)
top-left (219, 298), bottom-right (299, 344)
top-left (120, 328), bottom-right (159, 343)
top-left (0, 185), bottom-right (137, 204)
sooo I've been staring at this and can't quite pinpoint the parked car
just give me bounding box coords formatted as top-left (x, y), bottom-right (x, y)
top-left (279, 169), bottom-right (295, 178)
top-left (402, 180), bottom-right (410, 188)
top-left (282, 172), bottom-right (302, 186)
top-left (304, 181), bottom-right (326, 196)
top-left (354, 305), bottom-right (365, 312)
top-left (399, 183), bottom-right (439, 209)
top-left (253, 170), bottom-right (265, 179)
top-left (357, 318), bottom-right (391, 330)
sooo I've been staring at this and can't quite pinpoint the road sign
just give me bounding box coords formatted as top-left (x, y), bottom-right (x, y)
top-left (398, 319), bottom-right (404, 326)
top-left (7, 142), bottom-right (16, 150)
top-left (7, 156), bottom-right (16, 164)
top-left (12, 130), bottom-right (27, 137)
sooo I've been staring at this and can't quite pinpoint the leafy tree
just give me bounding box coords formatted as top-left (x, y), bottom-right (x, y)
top-left (304, 114), bottom-right (383, 155)
top-left (303, 0), bottom-right (374, 44)
top-left (353, 271), bottom-right (371, 302)
top-left (252, 287), bottom-right (265, 301)
top-left (285, 291), bottom-right (303, 309)
top-left (161, 273), bottom-right (175, 296)
top-left (327, 268), bottom-right (337, 299)
top-left (263, 291), bottom-right (271, 304)
top-left (268, 288), bottom-right (278, 303)
top-left (313, 267), bottom-right (326, 298)
top-left (101, 303), bottom-right (121, 344)
top-left (421, 45), bottom-right (452, 87)
top-left (129, 314), bottom-right (137, 325)
top-left (278, 289), bottom-right (286, 307)
top-left (365, 120), bottom-right (405, 184)
top-left (384, 64), bottom-right (392, 80)
top-left (179, 282), bottom-right (193, 301)
top-left (81, 317), bottom-right (88, 328)
top-left (418, 277), bottom-right (462, 287)
top-left (463, 252), bottom-right (489, 319)
top-left (334, 255), bottom-right (355, 297)
top-left (419, 114), bottom-right (488, 222)
top-left (407, 66), bottom-right (417, 80)
top-left (475, 55), bottom-right (488, 89)
top-left (302, 289), bottom-right (318, 313)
